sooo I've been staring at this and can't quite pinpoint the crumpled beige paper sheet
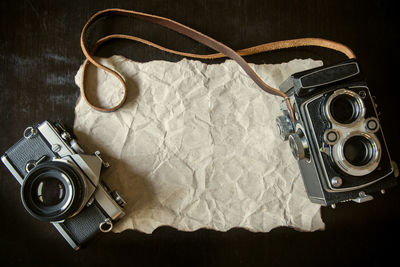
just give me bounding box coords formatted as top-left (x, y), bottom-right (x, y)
top-left (73, 56), bottom-right (324, 233)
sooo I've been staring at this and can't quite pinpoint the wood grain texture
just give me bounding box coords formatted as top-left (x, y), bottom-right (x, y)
top-left (0, 0), bottom-right (399, 266)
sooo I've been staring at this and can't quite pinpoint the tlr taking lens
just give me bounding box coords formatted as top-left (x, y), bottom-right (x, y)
top-left (343, 135), bottom-right (374, 166)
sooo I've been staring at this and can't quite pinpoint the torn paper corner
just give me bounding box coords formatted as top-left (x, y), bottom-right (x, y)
top-left (73, 56), bottom-right (324, 234)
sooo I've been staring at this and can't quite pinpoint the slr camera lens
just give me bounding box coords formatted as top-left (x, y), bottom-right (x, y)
top-left (33, 177), bottom-right (66, 207)
top-left (21, 161), bottom-right (85, 222)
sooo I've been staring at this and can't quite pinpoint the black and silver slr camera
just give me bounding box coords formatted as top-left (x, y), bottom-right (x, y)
top-left (1, 121), bottom-right (126, 249)
top-left (276, 59), bottom-right (397, 206)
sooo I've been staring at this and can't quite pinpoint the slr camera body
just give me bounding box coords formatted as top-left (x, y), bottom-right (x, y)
top-left (1, 121), bottom-right (126, 249)
top-left (276, 59), bottom-right (396, 206)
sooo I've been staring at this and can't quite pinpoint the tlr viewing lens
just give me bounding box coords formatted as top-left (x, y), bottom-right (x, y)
top-left (329, 94), bottom-right (360, 124)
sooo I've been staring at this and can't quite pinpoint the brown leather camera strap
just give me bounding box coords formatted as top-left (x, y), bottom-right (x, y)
top-left (81, 8), bottom-right (356, 120)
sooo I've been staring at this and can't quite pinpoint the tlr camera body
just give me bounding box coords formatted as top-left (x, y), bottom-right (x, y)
top-left (1, 121), bottom-right (126, 249)
top-left (277, 59), bottom-right (396, 206)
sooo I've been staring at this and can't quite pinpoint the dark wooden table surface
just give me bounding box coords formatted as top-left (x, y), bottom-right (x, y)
top-left (1, 0), bottom-right (399, 266)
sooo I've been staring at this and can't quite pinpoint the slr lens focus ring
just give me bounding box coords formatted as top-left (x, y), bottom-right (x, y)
top-left (21, 161), bottom-right (85, 222)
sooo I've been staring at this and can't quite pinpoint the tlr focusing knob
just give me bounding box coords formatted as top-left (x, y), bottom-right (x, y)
top-left (288, 128), bottom-right (310, 161)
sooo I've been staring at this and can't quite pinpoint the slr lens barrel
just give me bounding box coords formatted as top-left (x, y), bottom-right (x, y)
top-left (21, 161), bottom-right (85, 222)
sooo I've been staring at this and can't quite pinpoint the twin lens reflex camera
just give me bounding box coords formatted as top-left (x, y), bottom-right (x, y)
top-left (276, 59), bottom-right (397, 206)
top-left (1, 121), bottom-right (127, 249)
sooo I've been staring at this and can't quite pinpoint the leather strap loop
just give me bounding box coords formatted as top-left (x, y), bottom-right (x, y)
top-left (81, 8), bottom-right (356, 119)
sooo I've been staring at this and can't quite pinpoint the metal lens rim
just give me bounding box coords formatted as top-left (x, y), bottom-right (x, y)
top-left (334, 131), bottom-right (381, 176)
top-left (325, 89), bottom-right (365, 127)
top-left (21, 161), bottom-right (85, 222)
